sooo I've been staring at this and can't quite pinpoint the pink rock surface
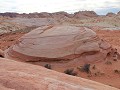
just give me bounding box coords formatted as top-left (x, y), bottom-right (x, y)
top-left (0, 58), bottom-right (119, 90)
top-left (5, 25), bottom-right (111, 62)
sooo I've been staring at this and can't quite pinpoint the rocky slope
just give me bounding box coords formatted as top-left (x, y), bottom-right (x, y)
top-left (0, 57), bottom-right (119, 90)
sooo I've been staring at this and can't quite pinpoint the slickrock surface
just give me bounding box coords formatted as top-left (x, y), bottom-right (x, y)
top-left (5, 25), bottom-right (111, 62)
top-left (0, 58), bottom-right (119, 90)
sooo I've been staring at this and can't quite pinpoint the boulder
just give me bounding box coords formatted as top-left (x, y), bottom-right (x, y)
top-left (4, 25), bottom-right (111, 62)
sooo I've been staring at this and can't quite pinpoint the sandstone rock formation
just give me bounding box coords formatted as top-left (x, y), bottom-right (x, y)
top-left (117, 11), bottom-right (120, 15)
top-left (51, 11), bottom-right (72, 18)
top-left (106, 12), bottom-right (116, 17)
top-left (0, 11), bottom-right (98, 19)
top-left (73, 11), bottom-right (98, 19)
top-left (0, 12), bottom-right (18, 18)
top-left (4, 25), bottom-right (111, 62)
top-left (0, 57), bottom-right (119, 90)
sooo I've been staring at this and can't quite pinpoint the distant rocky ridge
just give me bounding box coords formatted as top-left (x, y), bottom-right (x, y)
top-left (1, 11), bottom-right (120, 19)
top-left (106, 12), bottom-right (116, 17)
top-left (73, 11), bottom-right (98, 18)
top-left (0, 11), bottom-right (98, 18)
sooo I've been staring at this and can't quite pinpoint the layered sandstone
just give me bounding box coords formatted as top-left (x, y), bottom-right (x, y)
top-left (106, 12), bottom-right (116, 17)
top-left (73, 11), bottom-right (98, 19)
top-left (0, 58), bottom-right (119, 90)
top-left (5, 25), bottom-right (111, 62)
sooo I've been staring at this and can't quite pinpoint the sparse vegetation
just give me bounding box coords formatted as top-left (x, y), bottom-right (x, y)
top-left (113, 58), bottom-right (117, 61)
top-left (92, 65), bottom-right (96, 70)
top-left (64, 68), bottom-right (77, 76)
top-left (114, 69), bottom-right (120, 74)
top-left (94, 71), bottom-right (105, 76)
top-left (77, 64), bottom-right (91, 74)
top-left (44, 64), bottom-right (51, 69)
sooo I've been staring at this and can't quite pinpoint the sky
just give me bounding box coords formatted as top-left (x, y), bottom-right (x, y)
top-left (0, 0), bottom-right (120, 15)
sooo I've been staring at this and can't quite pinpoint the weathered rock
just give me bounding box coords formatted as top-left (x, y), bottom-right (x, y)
top-left (0, 58), bottom-right (119, 90)
top-left (0, 12), bottom-right (18, 18)
top-left (117, 11), bottom-right (120, 15)
top-left (106, 12), bottom-right (116, 17)
top-left (51, 11), bottom-right (72, 18)
top-left (38, 12), bottom-right (52, 18)
top-left (5, 25), bottom-right (111, 62)
top-left (0, 11), bottom-right (98, 19)
top-left (73, 11), bottom-right (98, 19)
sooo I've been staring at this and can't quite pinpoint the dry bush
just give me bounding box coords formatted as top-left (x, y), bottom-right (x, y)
top-left (77, 64), bottom-right (91, 74)
top-left (64, 68), bottom-right (77, 76)
top-left (44, 64), bottom-right (51, 69)
top-left (114, 70), bottom-right (120, 74)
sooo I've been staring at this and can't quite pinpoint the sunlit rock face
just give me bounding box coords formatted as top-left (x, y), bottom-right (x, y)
top-left (0, 58), bottom-right (119, 90)
top-left (5, 25), bottom-right (111, 62)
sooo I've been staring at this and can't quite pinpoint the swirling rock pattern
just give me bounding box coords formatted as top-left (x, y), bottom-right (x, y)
top-left (5, 25), bottom-right (111, 62)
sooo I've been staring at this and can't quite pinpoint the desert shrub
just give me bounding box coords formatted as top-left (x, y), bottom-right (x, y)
top-left (114, 70), bottom-right (120, 74)
top-left (107, 52), bottom-right (111, 56)
top-left (44, 64), bottom-right (51, 69)
top-left (113, 58), bottom-right (117, 61)
top-left (94, 71), bottom-right (105, 77)
top-left (83, 64), bottom-right (90, 73)
top-left (81, 64), bottom-right (91, 73)
top-left (64, 68), bottom-right (77, 76)
top-left (92, 65), bottom-right (96, 70)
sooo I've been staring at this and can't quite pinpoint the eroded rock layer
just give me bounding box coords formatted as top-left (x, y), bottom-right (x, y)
top-left (5, 25), bottom-right (111, 62)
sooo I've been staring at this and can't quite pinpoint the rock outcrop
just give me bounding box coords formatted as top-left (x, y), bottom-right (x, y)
top-left (117, 11), bottom-right (120, 15)
top-left (51, 11), bottom-right (72, 18)
top-left (5, 25), bottom-right (111, 62)
top-left (73, 11), bottom-right (98, 19)
top-left (0, 11), bottom-right (98, 19)
top-left (0, 12), bottom-right (18, 18)
top-left (106, 12), bottom-right (116, 17)
top-left (0, 58), bottom-right (119, 90)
